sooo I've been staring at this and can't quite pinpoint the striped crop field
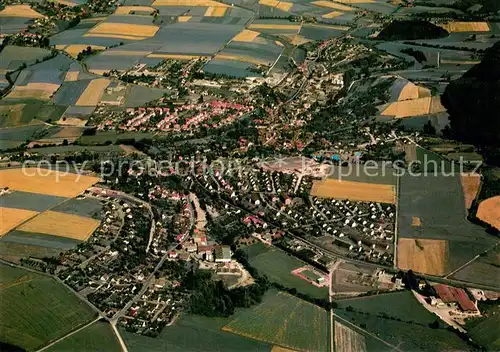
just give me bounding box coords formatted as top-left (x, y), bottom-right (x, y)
top-left (441, 22), bottom-right (490, 32)
top-left (75, 78), bottom-right (110, 106)
top-left (0, 5), bottom-right (45, 18)
top-left (322, 11), bottom-right (343, 18)
top-left (64, 71), bottom-right (79, 82)
top-left (311, 179), bottom-right (396, 204)
top-left (63, 45), bottom-right (105, 58)
top-left (204, 6), bottom-right (227, 16)
top-left (6, 83), bottom-right (60, 101)
top-left (152, 0), bottom-right (230, 6)
top-left (85, 23), bottom-right (159, 40)
top-left (248, 23), bottom-right (301, 30)
top-left (334, 321), bottom-right (367, 352)
top-left (397, 238), bottom-right (448, 276)
top-left (0, 168), bottom-right (100, 198)
top-left (17, 211), bottom-right (101, 241)
top-left (232, 29), bottom-right (260, 42)
top-left (114, 6), bottom-right (156, 15)
top-left (215, 54), bottom-right (269, 65)
top-left (312, 1), bottom-right (354, 10)
top-left (147, 53), bottom-right (209, 60)
top-left (0, 208), bottom-right (39, 237)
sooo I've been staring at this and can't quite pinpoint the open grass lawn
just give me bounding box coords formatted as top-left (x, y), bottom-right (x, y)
top-left (223, 290), bottom-right (329, 352)
top-left (46, 321), bottom-right (122, 352)
top-left (465, 302), bottom-right (500, 351)
top-left (245, 243), bottom-right (328, 299)
top-left (0, 264), bottom-right (96, 351)
top-left (122, 314), bottom-right (271, 352)
top-left (334, 291), bottom-right (473, 351)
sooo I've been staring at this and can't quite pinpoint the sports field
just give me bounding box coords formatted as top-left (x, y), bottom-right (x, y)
top-left (18, 211), bottom-right (100, 241)
top-left (0, 207), bottom-right (39, 236)
top-left (0, 168), bottom-right (100, 198)
top-left (310, 179), bottom-right (396, 204)
top-left (397, 238), bottom-right (447, 276)
top-left (0, 264), bottom-right (96, 351)
top-left (223, 291), bottom-right (328, 352)
top-left (245, 243), bottom-right (328, 299)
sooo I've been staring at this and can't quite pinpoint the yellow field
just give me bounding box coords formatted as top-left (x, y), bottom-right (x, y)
top-left (114, 6), bottom-right (155, 14)
top-left (440, 59), bottom-right (481, 65)
top-left (429, 96), bottom-right (446, 114)
top-left (48, 0), bottom-right (79, 6)
top-left (0, 208), bottom-right (39, 237)
top-left (18, 211), bottom-right (100, 241)
top-left (418, 86), bottom-right (431, 98)
top-left (397, 238), bottom-right (447, 276)
top-left (0, 168), bottom-right (100, 198)
top-left (460, 172), bottom-right (481, 210)
top-left (322, 11), bottom-right (343, 19)
top-left (7, 83), bottom-right (60, 100)
top-left (477, 196), bottom-right (500, 230)
top-left (64, 71), bottom-right (79, 82)
top-left (310, 179), bottom-right (396, 204)
top-left (398, 82), bottom-right (420, 101)
top-left (63, 44), bottom-right (106, 58)
top-left (259, 0), bottom-right (293, 11)
top-left (147, 53), bottom-right (209, 60)
top-left (306, 23), bottom-right (350, 31)
top-left (336, 0), bottom-right (374, 3)
top-left (75, 78), bottom-right (110, 106)
top-left (215, 54), bottom-right (268, 65)
top-left (334, 321), bottom-right (367, 352)
top-left (382, 97), bottom-right (432, 118)
top-left (232, 29), bottom-right (260, 42)
top-left (441, 22), bottom-right (489, 33)
top-left (0, 5), bottom-right (44, 18)
top-left (312, 1), bottom-right (353, 10)
top-left (85, 23), bottom-right (159, 40)
top-left (205, 6), bottom-right (227, 16)
top-left (56, 116), bottom-right (87, 126)
top-left (152, 0), bottom-right (229, 6)
top-left (288, 34), bottom-right (312, 46)
top-left (178, 15), bottom-right (192, 22)
top-left (248, 23), bottom-right (301, 30)
top-left (51, 127), bottom-right (83, 139)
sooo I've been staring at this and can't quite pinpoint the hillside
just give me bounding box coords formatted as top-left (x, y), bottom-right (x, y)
top-left (377, 20), bottom-right (449, 40)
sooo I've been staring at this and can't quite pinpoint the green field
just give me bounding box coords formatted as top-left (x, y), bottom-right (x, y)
top-left (223, 290), bottom-right (329, 352)
top-left (335, 291), bottom-right (473, 351)
top-left (244, 243), bottom-right (328, 299)
top-left (0, 264), bottom-right (97, 351)
top-left (122, 314), bottom-right (271, 352)
top-left (46, 321), bottom-right (122, 352)
top-left (465, 303), bottom-right (500, 350)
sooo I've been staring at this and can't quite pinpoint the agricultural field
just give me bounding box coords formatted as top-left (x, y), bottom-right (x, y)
top-left (334, 321), bottom-right (366, 352)
top-left (465, 302), bottom-right (500, 351)
top-left (51, 197), bottom-right (103, 219)
top-left (380, 96), bottom-right (446, 118)
top-left (334, 290), bottom-right (473, 351)
top-left (0, 264), bottom-right (96, 351)
top-left (477, 196), bottom-right (500, 230)
top-left (122, 314), bottom-right (271, 352)
top-left (460, 172), bottom-right (481, 210)
top-left (0, 5), bottom-right (44, 19)
top-left (1, 230), bottom-right (82, 251)
top-left (450, 245), bottom-right (500, 288)
top-left (45, 321), bottom-right (122, 352)
top-left (440, 22), bottom-right (490, 33)
top-left (77, 131), bottom-right (154, 145)
top-left (0, 241), bottom-right (61, 263)
top-left (17, 210), bottom-right (101, 241)
top-left (397, 238), bottom-right (448, 276)
top-left (75, 79), bottom-right (111, 106)
top-left (0, 207), bottom-right (39, 236)
top-left (222, 290), bottom-right (329, 352)
top-left (310, 179), bottom-right (396, 204)
top-left (244, 242), bottom-right (329, 299)
top-left (0, 168), bottom-right (100, 198)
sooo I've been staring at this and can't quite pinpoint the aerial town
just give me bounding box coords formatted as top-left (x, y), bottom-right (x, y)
top-left (0, 0), bottom-right (499, 351)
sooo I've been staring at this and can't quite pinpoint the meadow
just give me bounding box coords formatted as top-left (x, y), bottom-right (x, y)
top-left (223, 290), bottom-right (329, 352)
top-left (122, 314), bottom-right (271, 352)
top-left (46, 321), bottom-right (122, 352)
top-left (244, 242), bottom-right (329, 299)
top-left (0, 264), bottom-right (96, 351)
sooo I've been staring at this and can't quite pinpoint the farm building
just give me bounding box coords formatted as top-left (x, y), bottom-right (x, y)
top-left (215, 245), bottom-right (231, 262)
top-left (434, 284), bottom-right (478, 313)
